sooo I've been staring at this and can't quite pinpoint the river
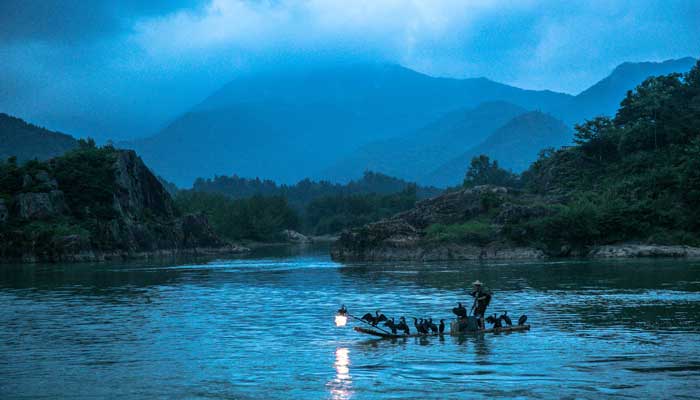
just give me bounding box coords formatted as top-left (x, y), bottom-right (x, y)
top-left (1, 245), bottom-right (699, 399)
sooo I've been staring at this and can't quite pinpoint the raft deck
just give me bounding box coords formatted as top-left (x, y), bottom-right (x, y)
top-left (354, 324), bottom-right (530, 338)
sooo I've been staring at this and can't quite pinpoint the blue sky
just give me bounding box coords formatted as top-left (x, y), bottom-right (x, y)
top-left (0, 0), bottom-right (698, 140)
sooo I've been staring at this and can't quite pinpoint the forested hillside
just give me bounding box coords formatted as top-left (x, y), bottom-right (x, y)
top-left (0, 113), bottom-right (78, 162)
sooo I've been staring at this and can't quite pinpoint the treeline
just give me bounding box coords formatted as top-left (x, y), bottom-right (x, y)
top-left (462, 60), bottom-right (700, 250)
top-left (174, 192), bottom-right (300, 242)
top-left (191, 171), bottom-right (441, 209)
top-left (174, 186), bottom-right (420, 240)
top-left (173, 170), bottom-right (440, 241)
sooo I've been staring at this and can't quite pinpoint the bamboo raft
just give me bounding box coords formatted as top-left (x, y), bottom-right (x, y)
top-left (354, 323), bottom-right (530, 339)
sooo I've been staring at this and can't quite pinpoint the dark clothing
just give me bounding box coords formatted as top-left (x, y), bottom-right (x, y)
top-left (470, 287), bottom-right (492, 317)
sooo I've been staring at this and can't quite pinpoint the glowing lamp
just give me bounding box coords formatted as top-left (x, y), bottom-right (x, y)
top-left (335, 314), bottom-right (348, 327)
top-left (335, 305), bottom-right (348, 327)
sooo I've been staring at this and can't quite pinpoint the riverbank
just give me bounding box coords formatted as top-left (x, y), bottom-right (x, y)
top-left (331, 241), bottom-right (700, 261)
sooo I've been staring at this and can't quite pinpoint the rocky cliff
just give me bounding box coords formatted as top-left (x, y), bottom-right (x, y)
top-left (0, 146), bottom-right (247, 263)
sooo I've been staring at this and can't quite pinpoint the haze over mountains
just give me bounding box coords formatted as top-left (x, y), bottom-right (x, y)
top-left (127, 57), bottom-right (696, 187)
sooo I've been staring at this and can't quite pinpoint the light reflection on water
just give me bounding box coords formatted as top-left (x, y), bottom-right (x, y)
top-left (0, 245), bottom-right (699, 399)
top-left (328, 347), bottom-right (352, 400)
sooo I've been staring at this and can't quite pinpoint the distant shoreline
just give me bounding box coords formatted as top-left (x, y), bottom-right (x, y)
top-left (331, 243), bottom-right (700, 262)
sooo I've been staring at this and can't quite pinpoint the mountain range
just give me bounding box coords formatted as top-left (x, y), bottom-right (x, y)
top-left (2, 57), bottom-right (696, 188)
top-left (126, 57), bottom-right (696, 187)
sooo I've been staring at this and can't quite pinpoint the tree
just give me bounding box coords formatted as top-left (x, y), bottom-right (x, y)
top-left (573, 117), bottom-right (616, 161)
top-left (463, 155), bottom-right (519, 188)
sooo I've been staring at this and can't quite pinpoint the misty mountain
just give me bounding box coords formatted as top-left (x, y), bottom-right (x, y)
top-left (129, 63), bottom-right (571, 187)
top-left (559, 57), bottom-right (698, 124)
top-left (326, 58), bottom-right (696, 186)
top-left (424, 112), bottom-right (571, 187)
top-left (323, 101), bottom-right (526, 182)
top-left (0, 113), bottom-right (78, 162)
top-left (129, 58), bottom-right (695, 187)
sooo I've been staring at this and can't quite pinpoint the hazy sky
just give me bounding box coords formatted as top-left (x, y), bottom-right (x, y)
top-left (0, 0), bottom-right (698, 140)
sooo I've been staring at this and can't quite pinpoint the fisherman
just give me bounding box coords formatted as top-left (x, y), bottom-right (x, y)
top-left (469, 280), bottom-right (492, 329)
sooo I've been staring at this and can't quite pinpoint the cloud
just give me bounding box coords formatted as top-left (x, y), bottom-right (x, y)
top-left (0, 0), bottom-right (697, 140)
top-left (128, 0), bottom-right (699, 91)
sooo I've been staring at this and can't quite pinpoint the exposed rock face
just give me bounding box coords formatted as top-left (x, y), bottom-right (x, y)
top-left (16, 190), bottom-right (67, 220)
top-left (112, 150), bottom-right (176, 220)
top-left (281, 229), bottom-right (311, 244)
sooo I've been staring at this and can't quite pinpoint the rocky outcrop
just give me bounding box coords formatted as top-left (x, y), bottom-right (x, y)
top-left (588, 244), bottom-right (700, 258)
top-left (331, 185), bottom-right (543, 261)
top-left (112, 150), bottom-right (176, 220)
top-left (393, 185), bottom-right (506, 229)
top-left (0, 148), bottom-right (248, 263)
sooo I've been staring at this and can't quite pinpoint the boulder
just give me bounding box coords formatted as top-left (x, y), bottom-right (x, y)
top-left (281, 229), bottom-right (311, 243)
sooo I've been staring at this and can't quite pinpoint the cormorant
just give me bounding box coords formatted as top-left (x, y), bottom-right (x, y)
top-left (361, 310), bottom-right (388, 326)
top-left (452, 302), bottom-right (467, 318)
top-left (397, 317), bottom-right (410, 335)
top-left (499, 311), bottom-right (512, 326)
top-left (413, 317), bottom-right (428, 334)
top-left (428, 318), bottom-right (438, 334)
top-left (518, 315), bottom-right (528, 326)
top-left (439, 319), bottom-right (445, 334)
top-left (384, 317), bottom-right (398, 334)
top-left (486, 314), bottom-right (502, 328)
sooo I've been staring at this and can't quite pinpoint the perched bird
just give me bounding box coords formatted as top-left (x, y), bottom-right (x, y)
top-left (452, 302), bottom-right (467, 318)
top-left (337, 305), bottom-right (348, 315)
top-left (384, 317), bottom-right (398, 335)
top-left (413, 318), bottom-right (428, 334)
top-left (361, 310), bottom-right (388, 326)
top-left (428, 318), bottom-right (438, 334)
top-left (518, 315), bottom-right (528, 326)
top-left (397, 317), bottom-right (410, 335)
top-left (499, 311), bottom-right (513, 327)
top-left (486, 314), bottom-right (502, 329)
top-left (439, 319), bottom-right (445, 334)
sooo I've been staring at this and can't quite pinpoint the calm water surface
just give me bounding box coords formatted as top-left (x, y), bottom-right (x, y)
top-left (1, 245), bottom-right (699, 399)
